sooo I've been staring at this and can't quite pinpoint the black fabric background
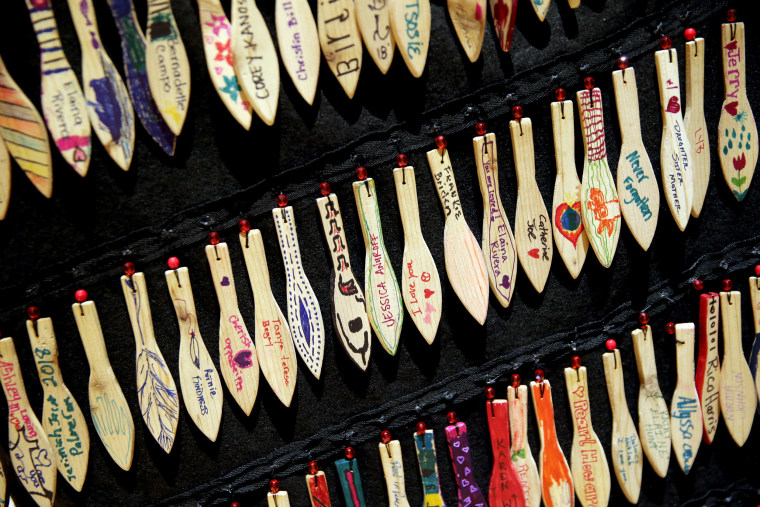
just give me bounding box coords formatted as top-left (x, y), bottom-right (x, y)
top-left (1, 0), bottom-right (759, 505)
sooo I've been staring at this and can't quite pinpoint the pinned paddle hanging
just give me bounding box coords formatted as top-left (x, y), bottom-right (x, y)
top-left (528, 0), bottom-right (549, 22)
top-left (508, 375), bottom-right (540, 507)
top-left (393, 156), bottom-right (443, 343)
top-left (668, 322), bottom-right (702, 474)
top-left (0, 137), bottom-right (8, 220)
top-left (275, 0), bottom-right (320, 104)
top-left (355, 0), bottom-right (394, 73)
top-left (550, 88), bottom-right (588, 278)
top-left (489, 0), bottom-right (517, 52)
top-left (389, 0), bottom-right (431, 77)
top-left (353, 168), bottom-right (404, 355)
top-left (445, 411), bottom-right (487, 506)
top-left (273, 193), bottom-right (325, 378)
top-left (205, 231), bottom-right (260, 415)
top-left (165, 257), bottom-right (224, 441)
top-left (447, 0), bottom-right (486, 62)
top-left (473, 122), bottom-right (517, 306)
top-left (718, 9), bottom-right (757, 201)
top-left (427, 135), bottom-right (489, 324)
top-left (378, 430), bottom-right (411, 506)
top-left (107, 0), bottom-right (177, 155)
top-left (25, 306), bottom-right (90, 492)
top-left (565, 356), bottom-right (611, 507)
top-left (317, 0), bottom-right (362, 98)
top-left (749, 266), bottom-right (760, 411)
top-left (484, 387), bottom-right (526, 507)
top-left (66, 0), bottom-right (135, 170)
top-left (120, 262), bottom-right (180, 453)
top-left (334, 447), bottom-right (368, 506)
top-left (72, 290), bottom-right (136, 471)
top-left (267, 479), bottom-right (290, 507)
top-left (510, 106), bottom-right (553, 292)
top-left (684, 28), bottom-right (709, 216)
top-left (612, 58), bottom-right (659, 251)
top-left (316, 183), bottom-right (372, 370)
top-left (654, 36), bottom-right (693, 231)
top-left (306, 460), bottom-right (331, 506)
top-left (695, 290), bottom-right (720, 445)
top-left (412, 421), bottom-right (446, 506)
top-left (23, 0), bottom-right (91, 176)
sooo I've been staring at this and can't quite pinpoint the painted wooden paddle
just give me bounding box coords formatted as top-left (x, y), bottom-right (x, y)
top-left (145, 0), bottom-right (191, 135)
top-left (426, 141), bottom-right (489, 324)
top-left (412, 423), bottom-right (446, 506)
top-left (378, 431), bottom-right (411, 507)
top-left (106, 0), bottom-right (177, 155)
top-left (530, 378), bottom-right (573, 507)
top-left (355, 0), bottom-right (394, 74)
top-left (72, 296), bottom-right (135, 471)
top-left (670, 323), bottom-right (702, 474)
top-left (165, 260), bottom-right (224, 441)
top-left (445, 413), bottom-right (487, 506)
top-left (0, 337), bottom-right (57, 507)
top-left (550, 96), bottom-right (588, 279)
top-left (718, 20), bottom-right (757, 202)
top-left (275, 0), bottom-right (320, 104)
top-left (488, 0), bottom-right (517, 52)
top-left (602, 347), bottom-right (642, 504)
top-left (485, 388), bottom-right (526, 507)
top-left (316, 189), bottom-right (371, 370)
top-left (749, 274), bottom-right (760, 412)
top-left (577, 86), bottom-right (621, 268)
top-left (334, 447), bottom-right (368, 506)
top-left (447, 0), bottom-right (486, 62)
top-left (0, 53), bottom-right (53, 197)
top-left (718, 290), bottom-right (756, 446)
top-left (685, 34), bottom-right (709, 216)
top-left (239, 227), bottom-right (297, 406)
top-left (0, 457), bottom-right (6, 506)
top-left (630, 325), bottom-right (670, 478)
top-left (24, 0), bottom-right (91, 176)
top-left (231, 0), bottom-right (280, 125)
top-left (120, 267), bottom-right (180, 453)
top-left (317, 0), bottom-right (362, 98)
top-left (510, 116), bottom-right (553, 292)
top-left (389, 0), bottom-right (430, 77)
top-left (393, 164), bottom-right (443, 343)
top-left (205, 237), bottom-right (260, 414)
top-left (695, 293), bottom-right (720, 444)
top-left (25, 311), bottom-right (90, 492)
top-left (305, 461), bottom-right (331, 506)
top-left (567, 0), bottom-right (578, 8)
top-left (528, 0), bottom-right (549, 22)
top-left (564, 360), bottom-right (611, 507)
top-left (612, 65), bottom-right (659, 251)
top-left (0, 137), bottom-right (10, 220)
top-left (66, 0), bottom-right (135, 170)
top-left (508, 381), bottom-right (541, 507)
top-left (353, 176), bottom-right (404, 354)
top-left (474, 124), bottom-right (517, 306)
top-left (654, 44), bottom-right (693, 230)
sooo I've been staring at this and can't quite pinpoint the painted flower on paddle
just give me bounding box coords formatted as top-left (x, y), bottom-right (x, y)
top-left (215, 39), bottom-right (233, 67)
top-left (205, 14), bottom-right (231, 37)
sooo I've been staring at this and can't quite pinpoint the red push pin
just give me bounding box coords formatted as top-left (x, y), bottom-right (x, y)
top-left (511, 373), bottom-right (521, 388)
top-left (684, 27), bottom-right (696, 41)
top-left (435, 135), bottom-right (447, 150)
top-left (356, 166), bottom-right (367, 181)
top-left (239, 219), bottom-right (251, 233)
top-left (475, 122), bottom-right (487, 136)
top-left (231, 502), bottom-right (240, 507)
top-left (554, 88), bottom-right (566, 101)
top-left (605, 338), bottom-right (616, 351)
top-left (571, 355), bottom-right (582, 369)
top-left (27, 306), bottom-right (40, 321)
top-left (583, 76), bottom-right (595, 90)
top-left (167, 257), bottom-right (180, 270)
top-left (319, 182), bottom-right (331, 196)
top-left (511, 105), bottom-right (523, 120)
top-left (208, 232), bottom-right (220, 245)
top-left (692, 279), bottom-right (703, 291)
top-left (665, 322), bottom-right (675, 335)
top-left (484, 386), bottom-right (495, 400)
top-left (416, 421), bottom-right (427, 434)
top-left (616, 56), bottom-right (629, 69)
top-left (75, 289), bottom-right (88, 303)
top-left (344, 446), bottom-right (355, 460)
top-left (447, 411), bottom-right (458, 424)
top-left (276, 193), bottom-right (288, 208)
top-left (123, 261), bottom-right (136, 276)
top-left (396, 153), bottom-right (408, 167)
top-left (659, 36), bottom-right (672, 50)
top-left (726, 9), bottom-right (736, 23)
top-left (269, 478), bottom-right (280, 494)
top-left (307, 460), bottom-right (319, 475)
top-left (380, 429), bottom-right (392, 444)
top-left (638, 311), bottom-right (650, 326)
top-left (755, 264), bottom-right (760, 277)
top-left (534, 369), bottom-right (544, 382)
top-left (722, 279), bottom-right (733, 291)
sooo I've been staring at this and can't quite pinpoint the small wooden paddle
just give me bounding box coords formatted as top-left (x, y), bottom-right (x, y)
top-left (412, 424), bottom-right (446, 506)
top-left (389, 0), bottom-right (430, 77)
top-left (670, 323), bottom-right (702, 474)
top-left (378, 433), bottom-right (411, 506)
top-left (685, 36), bottom-right (710, 216)
top-left (447, 0), bottom-right (486, 62)
top-left (749, 275), bottom-right (760, 412)
top-left (695, 293), bottom-right (720, 444)
top-left (317, 0), bottom-right (362, 98)
top-left (0, 137), bottom-right (9, 220)
top-left (334, 448), bottom-right (369, 505)
top-left (355, 0), bottom-right (395, 73)
top-left (528, 0), bottom-right (550, 22)
top-left (445, 415), bottom-right (487, 505)
top-left (275, 0), bottom-right (320, 104)
top-left (486, 392), bottom-right (526, 507)
top-left (488, 0), bottom-right (517, 52)
top-left (305, 463), bottom-right (331, 506)
top-left (508, 383), bottom-right (541, 507)
top-left (267, 487), bottom-right (291, 507)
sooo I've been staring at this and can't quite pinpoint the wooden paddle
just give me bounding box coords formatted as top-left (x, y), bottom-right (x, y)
top-left (355, 0), bottom-right (394, 73)
top-left (488, 0), bottom-right (517, 52)
top-left (445, 414), bottom-right (487, 505)
top-left (564, 362), bottom-right (611, 507)
top-left (510, 117), bottom-right (553, 292)
top-left (528, 0), bottom-right (550, 22)
top-left (718, 21), bottom-right (757, 202)
top-left (305, 463), bottom-right (331, 506)
top-left (267, 485), bottom-right (291, 507)
top-left (630, 325), bottom-right (670, 478)
top-left (0, 456), bottom-right (6, 505)
top-left (550, 99), bottom-right (588, 278)
top-left (612, 67), bottom-right (660, 251)
top-left (718, 290), bottom-right (756, 446)
top-left (749, 275), bottom-right (760, 412)
top-left (239, 228), bottom-right (297, 406)
top-left (273, 205), bottom-right (325, 378)
top-left (231, 0), bottom-right (280, 125)
top-left (530, 379), bottom-right (573, 507)
top-left (0, 53), bottom-right (53, 197)
top-left (426, 144), bottom-right (489, 324)
top-left (508, 383), bottom-right (541, 507)
top-left (165, 262), bottom-right (224, 441)
top-left (654, 46), bottom-right (693, 230)
top-left (378, 433), bottom-right (411, 506)
top-left (0, 137), bottom-right (9, 220)
top-left (602, 348), bottom-right (643, 503)
top-left (316, 191), bottom-right (372, 370)
top-left (567, 0), bottom-right (579, 8)
top-left (353, 177), bottom-right (404, 354)
top-left (447, 0), bottom-right (486, 62)
top-left (106, 0), bottom-right (177, 155)
top-left (205, 239), bottom-right (260, 414)
top-left (275, 0), bottom-right (320, 104)
top-left (486, 391), bottom-right (526, 507)
top-left (72, 297), bottom-right (135, 471)
top-left (474, 127), bottom-right (517, 306)
top-left (685, 36), bottom-right (709, 217)
top-left (25, 313), bottom-right (90, 491)
top-left (120, 269), bottom-right (180, 453)
top-left (24, 0), bottom-right (91, 176)
top-left (317, 0), bottom-right (362, 98)
top-left (389, 0), bottom-right (430, 77)
top-left (334, 448), bottom-right (368, 505)
top-left (393, 165), bottom-right (443, 343)
top-left (577, 86), bottom-right (621, 267)
top-left (670, 323), bottom-right (702, 474)
top-left (412, 424), bottom-right (446, 506)
top-left (695, 293), bottom-right (720, 444)
top-left (0, 336), bottom-right (57, 507)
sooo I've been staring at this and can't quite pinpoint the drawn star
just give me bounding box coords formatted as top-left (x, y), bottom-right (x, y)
top-left (162, 105), bottom-right (182, 126)
top-left (220, 75), bottom-right (240, 102)
top-left (205, 14), bottom-right (231, 37)
top-left (215, 39), bottom-right (233, 67)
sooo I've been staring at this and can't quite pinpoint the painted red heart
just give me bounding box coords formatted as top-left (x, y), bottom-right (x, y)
top-left (528, 248), bottom-right (539, 259)
top-left (666, 96), bottom-right (680, 113)
top-left (724, 101), bottom-right (739, 117)
top-left (554, 202), bottom-right (583, 248)
top-left (424, 289), bottom-right (435, 298)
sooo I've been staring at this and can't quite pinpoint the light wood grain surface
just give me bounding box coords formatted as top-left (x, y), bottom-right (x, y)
top-left (355, 0), bottom-right (395, 73)
top-left (695, 293), bottom-right (720, 444)
top-left (378, 440), bottom-right (411, 506)
top-left (447, 0), bottom-right (486, 62)
top-left (267, 491), bottom-right (291, 507)
top-left (508, 385), bottom-right (541, 507)
top-left (275, 0), bottom-right (320, 104)
top-left (528, 0), bottom-right (550, 22)
top-left (685, 37), bottom-right (710, 217)
top-left (670, 323), bottom-right (702, 474)
top-left (488, 0), bottom-right (517, 52)
top-left (0, 137), bottom-right (9, 220)
top-left (749, 277), bottom-right (760, 411)
top-left (317, 0), bottom-right (362, 98)
top-left (389, 0), bottom-right (430, 77)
